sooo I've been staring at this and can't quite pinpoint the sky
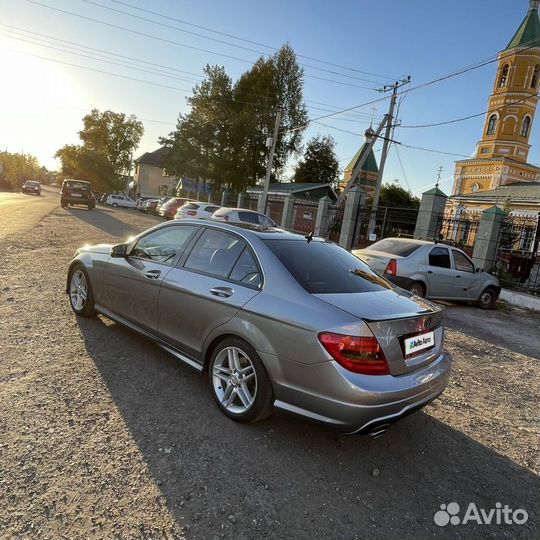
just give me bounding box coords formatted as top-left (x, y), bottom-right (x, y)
top-left (0, 0), bottom-right (538, 195)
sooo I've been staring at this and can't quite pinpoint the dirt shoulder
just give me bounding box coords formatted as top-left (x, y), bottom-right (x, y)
top-left (0, 207), bottom-right (538, 540)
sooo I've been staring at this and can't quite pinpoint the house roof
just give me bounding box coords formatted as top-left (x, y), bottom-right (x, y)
top-left (451, 182), bottom-right (540, 201)
top-left (505, 2), bottom-right (540, 50)
top-left (134, 147), bottom-right (169, 167)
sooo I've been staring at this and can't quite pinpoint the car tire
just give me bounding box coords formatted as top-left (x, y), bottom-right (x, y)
top-left (61, 200), bottom-right (67, 208)
top-left (68, 265), bottom-right (96, 317)
top-left (477, 287), bottom-right (497, 310)
top-left (408, 281), bottom-right (426, 297)
top-left (112, 203), bottom-right (118, 207)
top-left (209, 337), bottom-right (274, 424)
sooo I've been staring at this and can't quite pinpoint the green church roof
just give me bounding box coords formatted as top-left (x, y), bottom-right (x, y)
top-left (345, 142), bottom-right (379, 176)
top-left (505, 3), bottom-right (540, 50)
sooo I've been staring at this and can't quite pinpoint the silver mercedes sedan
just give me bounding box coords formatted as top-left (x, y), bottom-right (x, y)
top-left (66, 221), bottom-right (452, 436)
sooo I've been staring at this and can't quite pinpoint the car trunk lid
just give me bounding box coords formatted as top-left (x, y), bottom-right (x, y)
top-left (314, 290), bottom-right (444, 375)
top-left (353, 249), bottom-right (401, 274)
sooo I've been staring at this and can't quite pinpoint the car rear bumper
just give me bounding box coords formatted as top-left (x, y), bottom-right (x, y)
top-left (262, 349), bottom-right (452, 434)
top-left (385, 274), bottom-right (415, 290)
top-left (62, 196), bottom-right (94, 205)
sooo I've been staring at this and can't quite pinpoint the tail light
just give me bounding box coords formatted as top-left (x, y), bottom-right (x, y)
top-left (318, 332), bottom-right (389, 375)
top-left (384, 258), bottom-right (397, 276)
top-left (186, 210), bottom-right (197, 216)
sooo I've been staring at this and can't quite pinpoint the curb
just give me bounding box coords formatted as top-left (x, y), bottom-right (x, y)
top-left (499, 289), bottom-right (540, 312)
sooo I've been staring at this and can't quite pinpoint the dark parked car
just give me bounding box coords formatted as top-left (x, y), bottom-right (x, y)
top-left (60, 179), bottom-right (96, 210)
top-left (66, 220), bottom-right (451, 435)
top-left (22, 180), bottom-right (41, 196)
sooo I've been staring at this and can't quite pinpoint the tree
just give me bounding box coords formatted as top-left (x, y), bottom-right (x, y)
top-left (293, 135), bottom-right (339, 185)
top-left (56, 109), bottom-right (143, 192)
top-left (377, 181), bottom-right (420, 208)
top-left (161, 65), bottom-right (236, 192)
top-left (0, 151), bottom-right (41, 191)
top-left (162, 44), bottom-right (308, 192)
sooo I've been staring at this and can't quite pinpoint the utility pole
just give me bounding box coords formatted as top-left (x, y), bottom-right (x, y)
top-left (258, 107), bottom-right (282, 214)
top-left (367, 77), bottom-right (410, 237)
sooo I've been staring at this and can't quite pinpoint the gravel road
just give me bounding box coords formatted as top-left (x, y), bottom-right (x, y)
top-left (0, 194), bottom-right (538, 540)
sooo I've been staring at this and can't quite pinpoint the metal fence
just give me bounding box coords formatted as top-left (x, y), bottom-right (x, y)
top-left (436, 214), bottom-right (481, 257)
top-left (352, 205), bottom-right (419, 249)
top-left (493, 216), bottom-right (540, 295)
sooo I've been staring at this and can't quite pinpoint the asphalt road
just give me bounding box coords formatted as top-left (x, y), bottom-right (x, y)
top-left (0, 194), bottom-right (538, 540)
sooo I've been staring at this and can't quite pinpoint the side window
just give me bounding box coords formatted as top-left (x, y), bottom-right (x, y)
top-left (229, 248), bottom-right (261, 287)
top-left (258, 214), bottom-right (275, 227)
top-left (428, 247), bottom-right (451, 269)
top-left (184, 229), bottom-right (245, 278)
top-left (238, 211), bottom-right (259, 224)
top-left (452, 250), bottom-right (474, 273)
top-left (131, 225), bottom-right (198, 263)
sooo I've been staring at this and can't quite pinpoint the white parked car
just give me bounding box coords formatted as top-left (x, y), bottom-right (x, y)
top-left (174, 202), bottom-right (222, 220)
top-left (211, 207), bottom-right (277, 227)
top-left (106, 194), bottom-right (137, 208)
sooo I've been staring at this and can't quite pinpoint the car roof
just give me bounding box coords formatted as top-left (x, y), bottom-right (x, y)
top-left (167, 218), bottom-right (310, 241)
top-left (216, 207), bottom-right (260, 214)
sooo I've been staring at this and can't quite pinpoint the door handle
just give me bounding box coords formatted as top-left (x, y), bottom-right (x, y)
top-left (456, 275), bottom-right (461, 278)
top-left (144, 270), bottom-right (161, 279)
top-left (427, 270), bottom-right (433, 274)
top-left (210, 287), bottom-right (234, 298)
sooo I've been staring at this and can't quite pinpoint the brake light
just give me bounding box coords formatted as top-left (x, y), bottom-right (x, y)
top-left (318, 332), bottom-right (389, 375)
top-left (186, 210), bottom-right (197, 216)
top-left (384, 258), bottom-right (397, 276)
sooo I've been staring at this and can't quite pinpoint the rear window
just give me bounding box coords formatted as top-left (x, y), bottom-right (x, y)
top-left (367, 239), bottom-right (422, 257)
top-left (264, 240), bottom-right (392, 294)
top-left (64, 181), bottom-right (90, 190)
top-left (238, 211), bottom-right (259, 224)
top-left (204, 205), bottom-right (221, 213)
top-left (183, 203), bottom-right (200, 210)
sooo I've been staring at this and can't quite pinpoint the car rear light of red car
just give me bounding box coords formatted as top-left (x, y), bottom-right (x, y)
top-left (318, 332), bottom-right (389, 375)
top-left (384, 258), bottom-right (397, 276)
top-left (186, 210), bottom-right (197, 216)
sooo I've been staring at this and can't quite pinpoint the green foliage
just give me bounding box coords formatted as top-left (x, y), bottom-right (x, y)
top-left (56, 109), bottom-right (143, 192)
top-left (293, 135), bottom-right (339, 185)
top-left (0, 151), bottom-right (42, 191)
top-left (161, 45), bottom-right (308, 192)
top-left (376, 182), bottom-right (420, 208)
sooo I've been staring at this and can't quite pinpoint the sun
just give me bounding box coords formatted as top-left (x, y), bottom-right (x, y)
top-left (0, 35), bottom-right (87, 168)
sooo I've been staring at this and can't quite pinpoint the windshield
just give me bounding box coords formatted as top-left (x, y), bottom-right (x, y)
top-left (367, 238), bottom-right (422, 257)
top-left (264, 239), bottom-right (393, 294)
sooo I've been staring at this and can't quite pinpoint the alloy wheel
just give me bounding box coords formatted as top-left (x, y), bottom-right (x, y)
top-left (212, 346), bottom-right (257, 414)
top-left (70, 269), bottom-right (88, 311)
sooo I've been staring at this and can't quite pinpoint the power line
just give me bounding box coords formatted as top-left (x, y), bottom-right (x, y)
top-left (393, 145), bottom-right (412, 192)
top-left (83, 0), bottom-right (387, 86)
top-left (107, 0), bottom-right (396, 80)
top-left (26, 0), bottom-right (383, 90)
top-left (1, 24), bottom-right (205, 79)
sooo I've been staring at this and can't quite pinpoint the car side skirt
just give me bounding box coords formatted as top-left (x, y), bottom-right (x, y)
top-left (94, 304), bottom-right (204, 372)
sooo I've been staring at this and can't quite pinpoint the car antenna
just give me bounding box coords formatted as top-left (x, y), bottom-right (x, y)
top-left (305, 231), bottom-right (314, 244)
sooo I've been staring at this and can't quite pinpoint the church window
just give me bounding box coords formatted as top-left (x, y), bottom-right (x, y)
top-left (486, 114), bottom-right (497, 135)
top-left (520, 116), bottom-right (531, 137)
top-left (532, 65), bottom-right (539, 89)
top-left (498, 64), bottom-right (509, 87)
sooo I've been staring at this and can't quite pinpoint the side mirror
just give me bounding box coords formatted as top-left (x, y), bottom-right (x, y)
top-left (111, 243), bottom-right (128, 258)
top-left (476, 267), bottom-right (484, 273)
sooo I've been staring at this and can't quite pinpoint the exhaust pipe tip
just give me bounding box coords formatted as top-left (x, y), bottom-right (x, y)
top-left (367, 423), bottom-right (392, 438)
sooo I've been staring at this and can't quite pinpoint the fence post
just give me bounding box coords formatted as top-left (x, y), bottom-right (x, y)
top-left (221, 189), bottom-right (229, 207)
top-left (237, 192), bottom-right (249, 209)
top-left (314, 196), bottom-right (332, 238)
top-left (339, 187), bottom-right (365, 250)
top-left (281, 194), bottom-right (295, 230)
top-left (414, 187), bottom-right (448, 240)
top-left (472, 206), bottom-right (507, 272)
